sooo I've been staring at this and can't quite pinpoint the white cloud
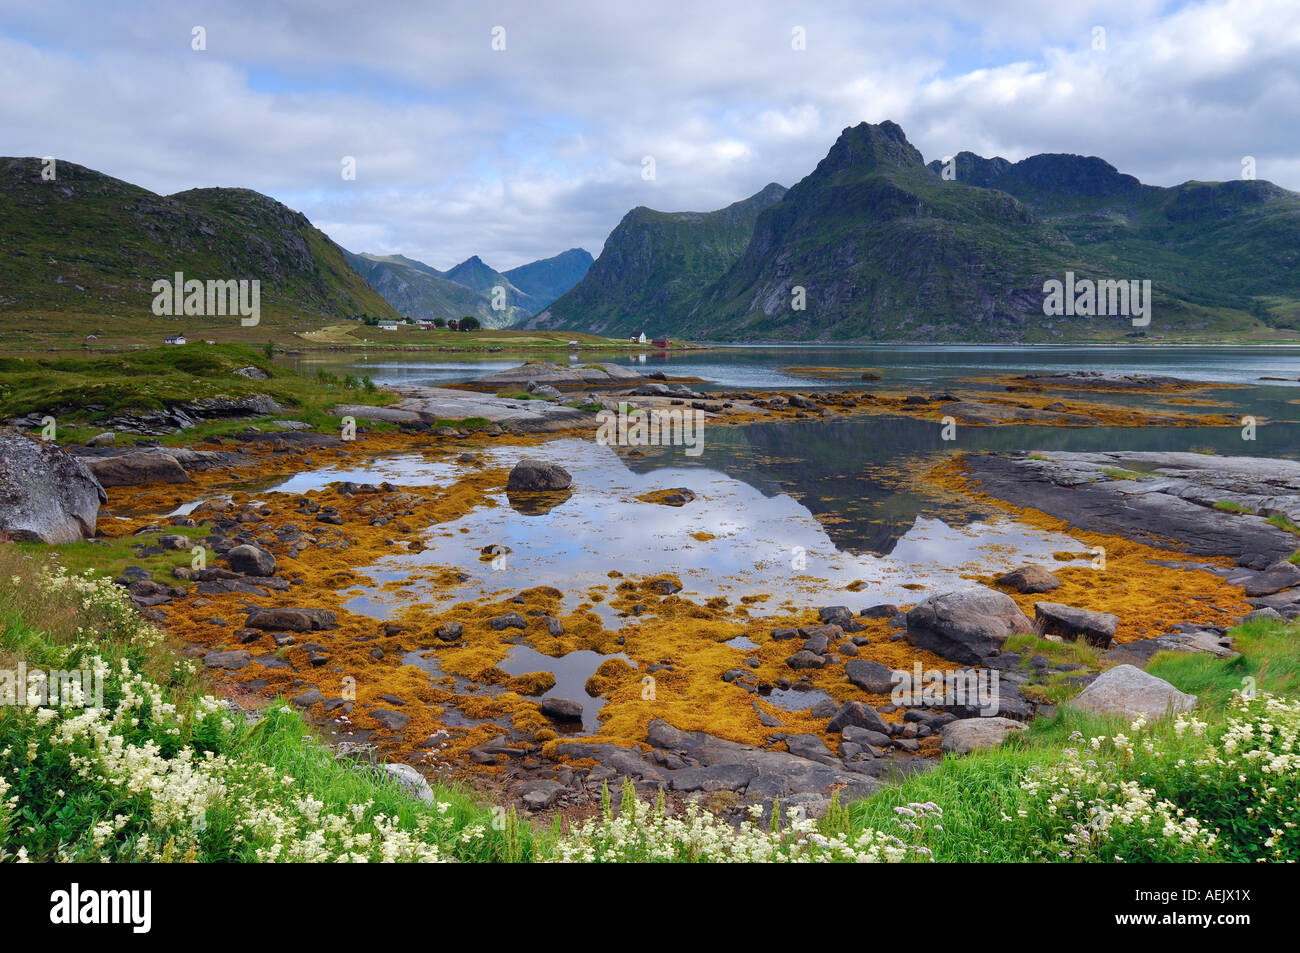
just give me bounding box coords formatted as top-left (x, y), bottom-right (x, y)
top-left (1, 0), bottom-right (1296, 270)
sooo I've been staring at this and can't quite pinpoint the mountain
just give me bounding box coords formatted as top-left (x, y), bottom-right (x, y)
top-left (527, 122), bottom-right (1300, 342)
top-left (503, 248), bottom-right (594, 308)
top-left (344, 249), bottom-right (592, 328)
top-left (523, 183), bottom-right (787, 337)
top-left (342, 251), bottom-right (511, 325)
top-left (0, 157), bottom-right (399, 325)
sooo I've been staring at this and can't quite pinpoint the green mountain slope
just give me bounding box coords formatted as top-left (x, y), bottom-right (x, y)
top-left (527, 123), bottom-right (1300, 342)
top-left (502, 248), bottom-right (594, 308)
top-left (0, 157), bottom-right (399, 326)
top-left (523, 182), bottom-right (787, 337)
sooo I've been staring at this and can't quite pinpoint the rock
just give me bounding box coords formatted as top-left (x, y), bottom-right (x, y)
top-left (233, 365), bottom-right (271, 380)
top-left (827, 701), bottom-right (890, 735)
top-left (0, 431), bottom-right (106, 542)
top-left (845, 659), bottom-right (895, 694)
top-left (81, 451), bottom-right (190, 487)
top-left (997, 565), bottom-right (1061, 594)
top-left (785, 650), bottom-right (826, 670)
top-left (940, 717), bottom-right (1027, 754)
top-left (488, 612), bottom-right (527, 631)
top-left (670, 764), bottom-right (758, 792)
top-left (506, 458), bottom-right (572, 491)
top-left (906, 587), bottom-right (1034, 664)
top-left (435, 621), bottom-right (463, 641)
top-left (291, 687), bottom-right (323, 707)
top-left (1034, 602), bottom-right (1119, 647)
top-left (226, 543), bottom-right (276, 577)
top-left (818, 606), bottom-right (854, 627)
top-left (860, 604), bottom-right (898, 619)
top-left (1242, 561), bottom-right (1300, 596)
top-left (540, 697), bottom-right (583, 722)
top-left (517, 778), bottom-right (567, 811)
top-left (1244, 607), bottom-right (1285, 624)
top-left (87, 432), bottom-right (115, 447)
top-left (842, 725), bottom-right (891, 748)
top-left (381, 764), bottom-right (436, 806)
top-left (1102, 630), bottom-right (1238, 665)
top-left (526, 383), bottom-right (563, 401)
top-left (782, 734), bottom-right (837, 765)
top-left (371, 709), bottom-right (411, 731)
top-left (245, 608), bottom-right (336, 632)
top-left (1067, 664), bottom-right (1197, 720)
top-left (203, 650), bottom-right (252, 670)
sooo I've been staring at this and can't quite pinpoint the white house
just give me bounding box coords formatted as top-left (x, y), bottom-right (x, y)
top-left (377, 322), bottom-right (399, 331)
top-left (164, 334), bottom-right (186, 345)
top-left (631, 331), bottom-right (647, 344)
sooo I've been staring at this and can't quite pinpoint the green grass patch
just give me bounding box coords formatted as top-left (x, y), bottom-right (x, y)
top-left (1213, 500), bottom-right (1254, 514)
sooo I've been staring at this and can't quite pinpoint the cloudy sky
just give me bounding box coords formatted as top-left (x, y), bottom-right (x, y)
top-left (3, 0), bottom-right (1297, 271)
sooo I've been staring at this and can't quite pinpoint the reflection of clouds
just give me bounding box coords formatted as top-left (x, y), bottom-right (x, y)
top-left (264, 455), bottom-right (460, 494)
top-left (340, 438), bottom-right (1089, 618)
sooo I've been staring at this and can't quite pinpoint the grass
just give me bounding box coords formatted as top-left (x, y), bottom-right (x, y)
top-left (13, 526), bottom-right (209, 585)
top-left (0, 342), bottom-right (397, 445)
top-left (841, 617), bottom-right (1300, 862)
top-left (0, 547), bottom-right (539, 862)
top-left (1099, 466), bottom-right (1146, 480)
top-left (1213, 500), bottom-right (1254, 514)
top-left (1266, 513), bottom-right (1300, 535)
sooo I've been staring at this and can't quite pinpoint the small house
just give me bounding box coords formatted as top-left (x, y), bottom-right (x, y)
top-left (651, 338), bottom-right (670, 348)
top-left (377, 322), bottom-right (399, 331)
top-left (630, 332), bottom-right (647, 344)
top-left (164, 334), bottom-right (187, 345)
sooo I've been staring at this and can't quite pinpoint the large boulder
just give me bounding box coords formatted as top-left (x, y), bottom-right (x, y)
top-left (226, 544), bottom-right (276, 577)
top-left (506, 458), bottom-right (572, 491)
top-left (82, 450), bottom-right (189, 487)
top-left (0, 431), bottom-right (106, 542)
top-left (905, 586), bottom-right (1034, 664)
top-left (1034, 602), bottom-right (1119, 647)
top-left (996, 565), bottom-right (1060, 594)
top-left (941, 717), bottom-right (1027, 754)
top-left (1067, 664), bottom-right (1197, 720)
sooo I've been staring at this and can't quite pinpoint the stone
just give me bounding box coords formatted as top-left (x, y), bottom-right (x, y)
top-left (670, 764), bottom-right (758, 792)
top-left (818, 606), bottom-right (854, 627)
top-left (518, 778), bottom-right (567, 811)
top-left (381, 764), bottom-right (436, 806)
top-left (371, 709), bottom-right (411, 731)
top-left (1034, 602), bottom-right (1119, 647)
top-left (940, 717), bottom-right (1027, 754)
top-left (81, 451), bottom-right (190, 487)
top-left (291, 687), bottom-right (323, 707)
top-left (997, 565), bottom-right (1061, 594)
top-left (435, 621), bottom-right (463, 641)
top-left (842, 725), bottom-right (891, 748)
top-left (203, 650), bottom-right (252, 670)
top-left (845, 659), bottom-right (895, 694)
top-left (782, 734), bottom-right (837, 765)
top-left (87, 432), bottom-right (115, 447)
top-left (0, 432), bottom-right (106, 542)
top-left (226, 543), bottom-right (276, 576)
top-left (906, 586), bottom-right (1034, 664)
top-left (540, 697), bottom-right (584, 722)
top-left (1244, 607), bottom-right (1285, 624)
top-left (786, 650), bottom-right (826, 670)
top-left (506, 458), bottom-right (572, 491)
top-left (1242, 561), bottom-right (1300, 597)
top-left (245, 608), bottom-right (336, 632)
top-left (827, 700), bottom-right (890, 735)
top-left (1067, 664), bottom-right (1197, 720)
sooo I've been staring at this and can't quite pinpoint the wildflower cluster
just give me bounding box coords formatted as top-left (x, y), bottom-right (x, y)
top-left (1011, 693), bottom-right (1300, 862)
top-left (549, 781), bottom-right (940, 863)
